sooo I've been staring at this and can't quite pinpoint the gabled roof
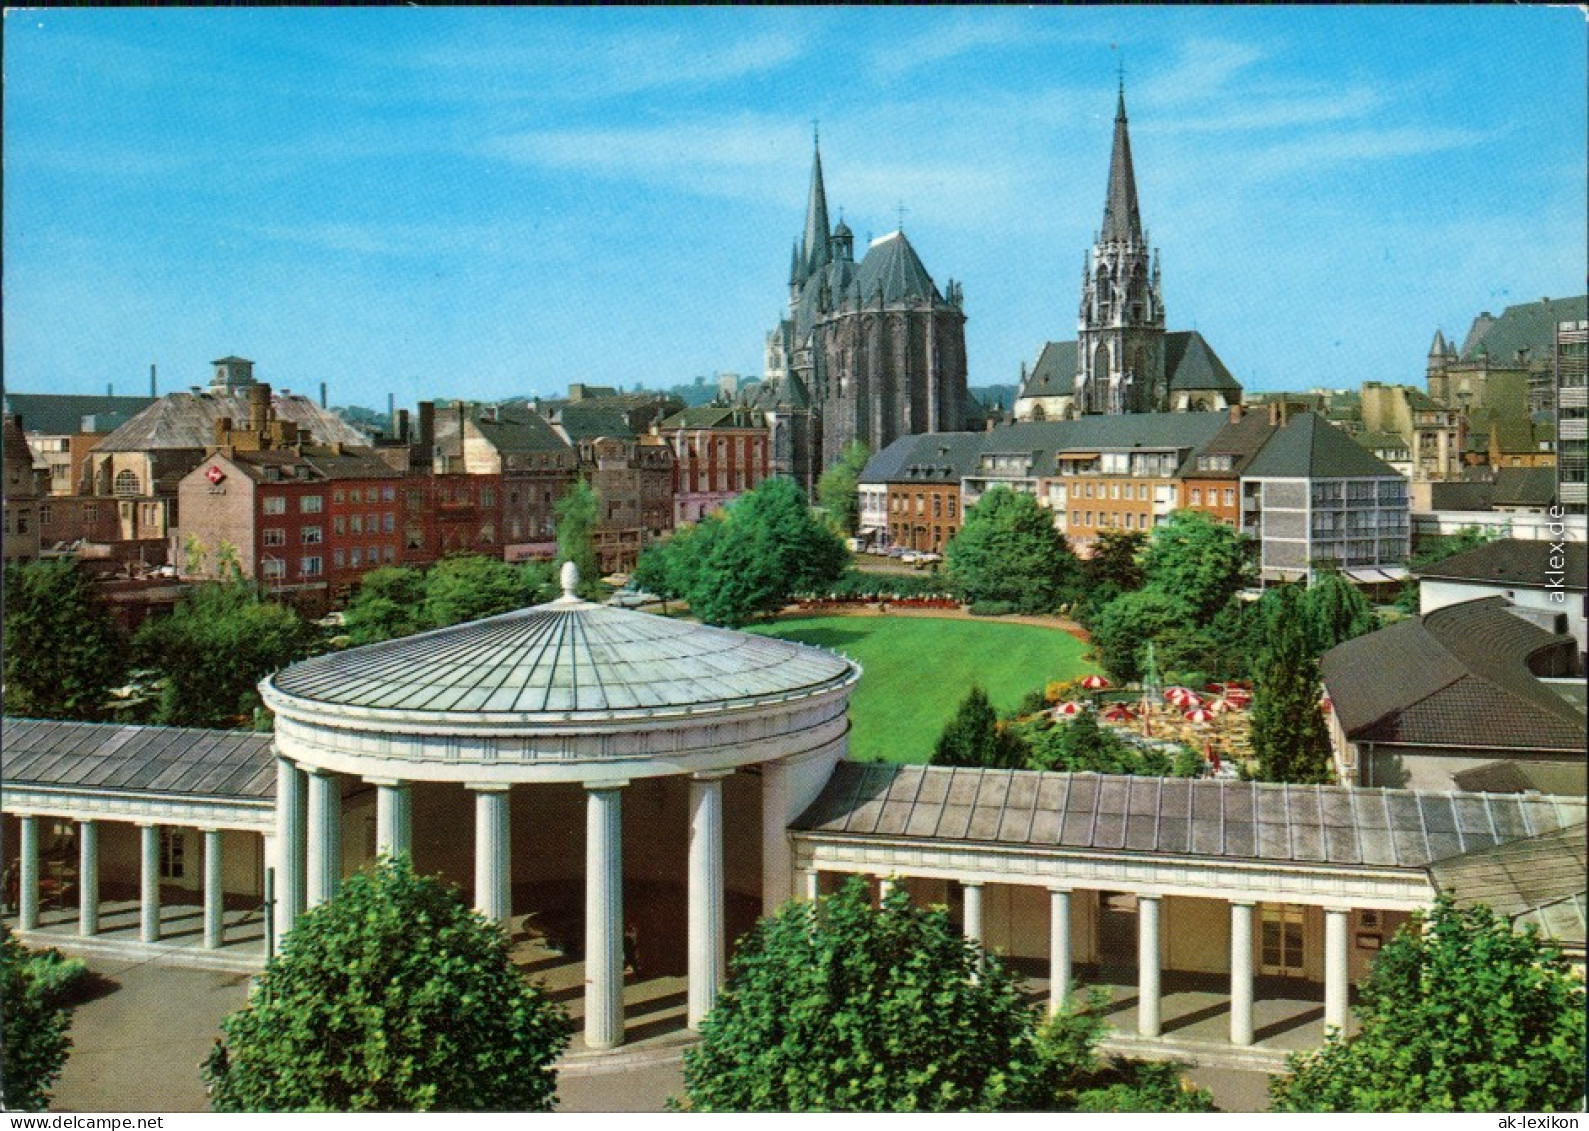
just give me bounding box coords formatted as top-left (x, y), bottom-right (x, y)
top-left (1355, 430), bottom-right (1410, 454)
top-left (1244, 412), bottom-right (1402, 479)
top-left (205, 447), bottom-right (404, 484)
top-left (1429, 823), bottom-right (1587, 949)
top-left (1178, 409), bottom-right (1279, 478)
top-left (1164, 331), bottom-right (1242, 392)
top-left (1459, 296), bottom-right (1588, 365)
top-left (467, 405), bottom-right (572, 455)
top-left (1412, 538), bottom-right (1587, 591)
top-left (860, 431), bottom-right (985, 485)
top-left (792, 762), bottom-right (1586, 869)
top-left (659, 404), bottom-right (766, 430)
top-left (1019, 341), bottom-right (1078, 399)
top-left (1492, 467), bottom-right (1558, 508)
top-left (854, 231), bottom-right (939, 305)
top-left (1321, 596), bottom-right (1586, 752)
top-left (4, 393), bottom-right (159, 436)
top-left (555, 405), bottom-right (637, 444)
top-left (1425, 480), bottom-right (1495, 512)
top-left (94, 391), bottom-right (367, 452)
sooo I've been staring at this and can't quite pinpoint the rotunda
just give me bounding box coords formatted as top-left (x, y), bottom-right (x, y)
top-left (260, 564), bottom-right (860, 1049)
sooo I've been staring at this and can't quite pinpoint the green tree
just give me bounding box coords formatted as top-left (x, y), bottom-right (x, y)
top-left (136, 583), bottom-right (315, 727)
top-left (554, 479), bottom-right (601, 597)
top-left (205, 858), bottom-right (568, 1112)
top-left (1271, 895), bottom-right (1586, 1112)
top-left (2, 559), bottom-right (127, 720)
top-left (682, 877), bottom-right (1039, 1112)
top-left (816, 440), bottom-right (871, 536)
top-left (1081, 529), bottom-right (1146, 603)
top-left (1396, 525), bottom-right (1500, 613)
top-left (1302, 571), bottom-right (1379, 656)
top-left (1139, 510), bottom-right (1254, 625)
top-left (933, 684), bottom-right (1030, 769)
top-left (421, 555), bottom-right (550, 629)
top-left (947, 487), bottom-right (1080, 614)
top-left (675, 478), bottom-right (848, 628)
top-left (629, 536), bottom-right (680, 611)
top-left (0, 927), bottom-right (74, 1112)
top-left (1087, 589), bottom-right (1195, 684)
top-left (342, 567), bottom-right (427, 644)
top-left (1249, 586), bottom-right (1333, 784)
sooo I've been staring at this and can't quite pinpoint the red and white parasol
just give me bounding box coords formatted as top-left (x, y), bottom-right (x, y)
top-left (1053, 701), bottom-right (1086, 718)
top-left (1184, 706), bottom-right (1216, 724)
top-left (1080, 674), bottom-right (1110, 691)
top-left (1100, 704), bottom-right (1137, 722)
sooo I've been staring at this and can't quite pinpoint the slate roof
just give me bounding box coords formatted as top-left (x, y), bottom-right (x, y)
top-left (1244, 412), bottom-right (1402, 479)
top-left (1320, 597), bottom-right (1586, 751)
top-left (268, 591), bottom-right (858, 718)
top-left (1459, 296), bottom-right (1588, 365)
top-left (1101, 89), bottom-right (1143, 244)
top-left (433, 403), bottom-right (572, 456)
top-left (1428, 823), bottom-right (1587, 948)
top-left (854, 231), bottom-right (939, 305)
top-left (1425, 480), bottom-right (1495, 511)
top-left (4, 394), bottom-right (159, 436)
top-left (1164, 331), bottom-right (1242, 393)
top-left (791, 762), bottom-right (1586, 869)
top-left (556, 405), bottom-right (637, 444)
top-left (1355, 430), bottom-right (1411, 455)
top-left (213, 448), bottom-right (403, 483)
top-left (1020, 341), bottom-right (1079, 399)
top-left (1178, 410), bottom-right (1278, 479)
top-left (659, 404), bottom-right (766, 430)
top-left (2, 719), bottom-right (275, 800)
top-left (1413, 538), bottom-right (1587, 591)
top-left (94, 392), bottom-right (367, 452)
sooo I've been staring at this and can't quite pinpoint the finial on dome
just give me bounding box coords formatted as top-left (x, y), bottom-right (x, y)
top-left (560, 560), bottom-right (579, 600)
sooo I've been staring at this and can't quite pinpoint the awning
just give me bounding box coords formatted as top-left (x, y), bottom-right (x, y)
top-left (1056, 452), bottom-right (1099, 461)
top-left (1343, 566), bottom-right (1409, 583)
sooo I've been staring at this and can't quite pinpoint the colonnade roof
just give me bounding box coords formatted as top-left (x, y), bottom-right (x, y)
top-left (267, 595), bottom-right (857, 720)
top-left (792, 763), bottom-right (1588, 871)
top-left (3, 718), bottom-right (274, 800)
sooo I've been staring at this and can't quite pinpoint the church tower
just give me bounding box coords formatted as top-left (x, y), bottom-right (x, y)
top-left (1075, 83), bottom-right (1165, 415)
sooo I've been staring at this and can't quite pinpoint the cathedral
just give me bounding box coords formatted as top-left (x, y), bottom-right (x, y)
top-left (1015, 85), bottom-right (1243, 421)
top-left (761, 138), bottom-right (971, 485)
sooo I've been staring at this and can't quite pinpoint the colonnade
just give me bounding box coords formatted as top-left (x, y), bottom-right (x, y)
top-left (12, 813), bottom-right (235, 950)
top-left (814, 869), bottom-right (1353, 1044)
top-left (271, 756), bottom-right (791, 1051)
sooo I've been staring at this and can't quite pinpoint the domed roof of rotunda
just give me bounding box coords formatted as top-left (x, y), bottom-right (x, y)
top-left (267, 564), bottom-right (857, 720)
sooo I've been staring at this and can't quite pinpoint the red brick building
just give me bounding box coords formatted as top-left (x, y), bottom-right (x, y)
top-left (659, 404), bottom-right (772, 525)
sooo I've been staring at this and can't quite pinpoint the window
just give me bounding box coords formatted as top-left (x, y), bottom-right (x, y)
top-left (1191, 488), bottom-right (1202, 505)
top-left (382, 485), bottom-right (396, 502)
top-left (1071, 509), bottom-right (1081, 525)
top-left (350, 548), bottom-right (362, 568)
top-left (301, 526), bottom-right (323, 545)
top-left (263, 496), bottom-right (287, 515)
top-left (301, 495), bottom-right (323, 514)
top-left (406, 527), bottom-right (424, 550)
top-left (1137, 484), bottom-right (1147, 500)
top-left (301, 556), bottom-right (323, 578)
top-left (333, 516), bottom-right (346, 535)
top-left (262, 558), bottom-right (286, 579)
top-left (263, 528), bottom-right (286, 547)
top-left (1123, 513), bottom-right (1133, 529)
top-left (84, 504), bottom-right (99, 524)
top-left (333, 489), bottom-right (346, 504)
top-left (479, 525), bottom-right (495, 543)
top-left (38, 504), bottom-right (51, 525)
top-left (159, 828), bottom-right (185, 879)
top-left (369, 544), bottom-right (380, 561)
top-left (350, 515), bottom-right (363, 534)
top-left (948, 496), bottom-right (957, 518)
top-left (383, 513), bottom-right (395, 533)
top-left (114, 469), bottom-right (141, 497)
top-left (1224, 488), bottom-right (1235, 506)
top-left (384, 545), bottom-right (396, 564)
top-left (480, 487), bottom-right (495, 507)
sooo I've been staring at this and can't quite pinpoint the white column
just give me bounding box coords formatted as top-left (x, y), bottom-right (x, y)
top-left (760, 757), bottom-right (792, 915)
top-left (1049, 887), bottom-right (1072, 1015)
top-left (274, 757), bottom-right (306, 941)
top-left (1324, 906), bottom-right (1351, 1035)
top-left (688, 771), bottom-right (729, 1029)
top-left (1138, 894), bottom-right (1162, 1038)
top-left (584, 782), bottom-right (626, 1051)
top-left (139, 823), bottom-right (161, 943)
top-left (803, 869), bottom-right (820, 901)
top-left (202, 829), bottom-right (224, 949)
top-left (17, 815), bottom-right (39, 930)
top-left (1230, 900), bottom-right (1255, 1046)
top-left (371, 779), bottom-right (413, 859)
top-left (962, 881), bottom-right (984, 944)
top-left (471, 785), bottom-right (511, 926)
top-left (877, 876), bottom-right (897, 901)
top-left (305, 769), bottom-right (341, 909)
top-left (79, 819), bottom-right (100, 936)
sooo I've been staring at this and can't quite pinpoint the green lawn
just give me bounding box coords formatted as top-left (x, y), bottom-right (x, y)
top-left (746, 615), bottom-right (1098, 764)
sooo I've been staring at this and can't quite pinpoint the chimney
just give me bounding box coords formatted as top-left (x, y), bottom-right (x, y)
top-left (150, 364), bottom-right (157, 398)
top-left (214, 417), bottom-right (232, 447)
top-left (320, 382), bottom-right (328, 409)
top-left (1268, 401), bottom-right (1281, 427)
top-left (107, 382), bottom-right (114, 397)
top-left (1229, 404), bottom-right (1244, 424)
top-left (397, 409), bottom-right (410, 443)
top-left (388, 392), bottom-right (396, 428)
top-left (417, 401), bottom-right (435, 462)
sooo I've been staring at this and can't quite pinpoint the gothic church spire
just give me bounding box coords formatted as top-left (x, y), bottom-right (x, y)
top-left (802, 134), bottom-right (832, 276)
top-left (1101, 83), bottom-right (1143, 244)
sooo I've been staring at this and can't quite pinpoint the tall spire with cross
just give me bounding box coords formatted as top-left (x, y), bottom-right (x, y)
top-left (802, 125), bottom-right (832, 277)
top-left (1101, 75), bottom-right (1143, 244)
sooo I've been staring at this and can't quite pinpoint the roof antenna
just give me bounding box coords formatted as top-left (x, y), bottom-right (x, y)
top-left (812, 117), bottom-right (820, 147)
top-left (895, 201), bottom-right (909, 232)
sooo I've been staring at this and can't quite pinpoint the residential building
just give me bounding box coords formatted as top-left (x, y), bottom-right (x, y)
top-left (1015, 86), bottom-right (1243, 421)
top-left (1358, 382), bottom-right (1463, 480)
top-left (1412, 538), bottom-right (1587, 666)
top-left (1321, 596), bottom-right (1585, 791)
top-left (1241, 412), bottom-right (1410, 584)
top-left (5, 393), bottom-right (154, 497)
top-left (1555, 318), bottom-right (1586, 513)
top-left (1427, 296), bottom-right (1588, 418)
top-left (763, 136), bottom-right (971, 479)
top-left (2, 415), bottom-right (47, 563)
top-left (1174, 406), bottom-right (1278, 529)
top-left (658, 403), bottom-right (772, 525)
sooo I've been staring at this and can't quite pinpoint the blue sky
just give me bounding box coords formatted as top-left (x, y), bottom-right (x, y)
top-left (5, 7), bottom-right (1585, 411)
